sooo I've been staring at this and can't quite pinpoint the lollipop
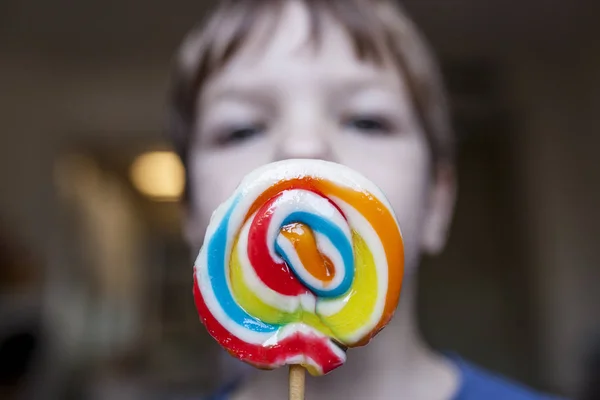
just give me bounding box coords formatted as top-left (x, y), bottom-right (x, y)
top-left (193, 159), bottom-right (404, 379)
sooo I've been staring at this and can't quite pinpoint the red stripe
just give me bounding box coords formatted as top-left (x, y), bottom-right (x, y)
top-left (245, 188), bottom-right (347, 296)
top-left (247, 193), bottom-right (307, 296)
top-left (193, 273), bottom-right (345, 374)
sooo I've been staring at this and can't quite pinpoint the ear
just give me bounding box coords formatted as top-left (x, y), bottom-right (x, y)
top-left (421, 163), bottom-right (457, 255)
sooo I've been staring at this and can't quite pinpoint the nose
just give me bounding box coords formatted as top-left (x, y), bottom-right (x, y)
top-left (274, 112), bottom-right (334, 161)
top-left (276, 135), bottom-right (332, 160)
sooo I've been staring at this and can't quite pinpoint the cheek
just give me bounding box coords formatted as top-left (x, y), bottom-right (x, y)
top-left (334, 136), bottom-right (432, 273)
top-left (188, 143), bottom-right (275, 230)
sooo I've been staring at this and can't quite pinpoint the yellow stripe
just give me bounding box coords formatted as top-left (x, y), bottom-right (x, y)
top-left (230, 231), bottom-right (378, 344)
top-left (318, 230), bottom-right (378, 344)
top-left (229, 238), bottom-right (335, 337)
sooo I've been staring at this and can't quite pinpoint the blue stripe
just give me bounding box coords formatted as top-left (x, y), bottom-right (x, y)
top-left (207, 195), bottom-right (278, 333)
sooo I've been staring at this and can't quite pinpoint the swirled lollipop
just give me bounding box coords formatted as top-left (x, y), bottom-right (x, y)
top-left (193, 159), bottom-right (404, 376)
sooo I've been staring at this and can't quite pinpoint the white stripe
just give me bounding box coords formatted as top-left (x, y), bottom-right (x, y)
top-left (275, 323), bottom-right (348, 366)
top-left (236, 159), bottom-right (394, 214)
top-left (194, 250), bottom-right (273, 345)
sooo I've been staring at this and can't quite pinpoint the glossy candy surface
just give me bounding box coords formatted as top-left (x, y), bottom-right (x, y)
top-left (193, 159), bottom-right (404, 375)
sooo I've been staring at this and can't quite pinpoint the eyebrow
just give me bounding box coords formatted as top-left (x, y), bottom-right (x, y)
top-left (330, 75), bottom-right (402, 101)
top-left (202, 84), bottom-right (276, 109)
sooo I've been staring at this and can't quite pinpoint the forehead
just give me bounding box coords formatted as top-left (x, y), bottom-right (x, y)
top-left (202, 1), bottom-right (401, 95)
top-left (180, 0), bottom-right (399, 84)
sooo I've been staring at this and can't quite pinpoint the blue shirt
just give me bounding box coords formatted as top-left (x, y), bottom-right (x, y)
top-left (206, 357), bottom-right (565, 400)
top-left (450, 357), bottom-right (564, 400)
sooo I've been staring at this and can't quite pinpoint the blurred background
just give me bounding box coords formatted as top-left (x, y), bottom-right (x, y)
top-left (1, 0), bottom-right (599, 399)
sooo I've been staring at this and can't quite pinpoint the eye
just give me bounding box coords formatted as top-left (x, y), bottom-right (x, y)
top-left (216, 124), bottom-right (265, 146)
top-left (343, 115), bottom-right (393, 135)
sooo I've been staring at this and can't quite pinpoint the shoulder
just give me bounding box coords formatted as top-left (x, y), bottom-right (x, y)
top-left (451, 356), bottom-right (567, 400)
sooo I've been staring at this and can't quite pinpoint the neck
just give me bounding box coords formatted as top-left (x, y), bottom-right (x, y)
top-left (311, 278), bottom-right (458, 398)
top-left (235, 277), bottom-right (460, 400)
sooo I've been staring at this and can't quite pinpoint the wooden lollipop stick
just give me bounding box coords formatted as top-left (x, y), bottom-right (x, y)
top-left (289, 365), bottom-right (306, 400)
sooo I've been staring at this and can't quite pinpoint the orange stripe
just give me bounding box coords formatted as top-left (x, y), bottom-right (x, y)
top-left (333, 186), bottom-right (403, 345)
top-left (280, 222), bottom-right (335, 283)
top-left (244, 177), bottom-right (321, 221)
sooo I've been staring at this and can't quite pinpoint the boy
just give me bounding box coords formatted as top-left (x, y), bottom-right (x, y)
top-left (167, 0), bottom-right (564, 398)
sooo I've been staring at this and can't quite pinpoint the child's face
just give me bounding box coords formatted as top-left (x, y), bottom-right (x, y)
top-left (186, 1), bottom-right (452, 273)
